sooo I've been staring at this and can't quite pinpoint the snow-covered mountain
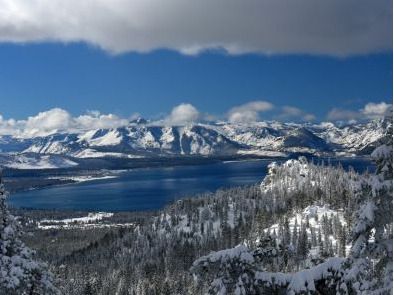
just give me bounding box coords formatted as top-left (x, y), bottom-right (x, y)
top-left (215, 118), bottom-right (392, 155)
top-left (0, 118), bottom-right (391, 169)
top-left (21, 125), bottom-right (242, 157)
top-left (310, 119), bottom-right (393, 154)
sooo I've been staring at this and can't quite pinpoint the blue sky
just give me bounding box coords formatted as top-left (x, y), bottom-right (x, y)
top-left (0, 43), bottom-right (391, 121)
top-left (0, 0), bottom-right (391, 128)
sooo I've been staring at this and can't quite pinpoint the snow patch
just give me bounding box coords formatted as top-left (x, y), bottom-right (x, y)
top-left (4, 154), bottom-right (78, 169)
top-left (37, 212), bottom-right (135, 230)
top-left (237, 149), bottom-right (287, 157)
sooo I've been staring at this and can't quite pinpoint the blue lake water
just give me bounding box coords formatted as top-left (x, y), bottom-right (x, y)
top-left (9, 157), bottom-right (374, 211)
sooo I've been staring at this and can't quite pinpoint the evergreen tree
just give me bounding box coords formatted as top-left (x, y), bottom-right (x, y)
top-left (0, 173), bottom-right (58, 295)
top-left (317, 226), bottom-right (324, 255)
top-left (310, 226), bottom-right (317, 248)
top-left (342, 144), bottom-right (393, 294)
top-left (283, 217), bottom-right (291, 246)
top-left (292, 218), bottom-right (298, 247)
top-left (297, 223), bottom-right (308, 260)
top-left (338, 225), bottom-right (347, 257)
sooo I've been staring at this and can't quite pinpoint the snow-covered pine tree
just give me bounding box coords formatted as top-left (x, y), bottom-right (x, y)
top-left (338, 225), bottom-right (347, 258)
top-left (191, 242), bottom-right (344, 294)
top-left (342, 143), bottom-right (393, 294)
top-left (283, 216), bottom-right (291, 246)
top-left (297, 223), bottom-right (308, 261)
top-left (191, 245), bottom-right (258, 295)
top-left (292, 218), bottom-right (298, 248)
top-left (0, 173), bottom-right (58, 295)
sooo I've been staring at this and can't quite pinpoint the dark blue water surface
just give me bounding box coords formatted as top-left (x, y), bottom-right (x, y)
top-left (9, 158), bottom-right (374, 211)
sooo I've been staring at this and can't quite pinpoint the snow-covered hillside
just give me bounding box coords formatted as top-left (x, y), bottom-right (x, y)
top-left (190, 144), bottom-right (392, 295)
top-left (0, 153), bottom-right (78, 169)
top-left (20, 125), bottom-right (242, 158)
top-left (311, 119), bottom-right (392, 154)
top-left (263, 205), bottom-right (349, 258)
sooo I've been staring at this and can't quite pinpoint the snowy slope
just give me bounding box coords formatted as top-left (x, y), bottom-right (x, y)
top-left (311, 118), bottom-right (392, 154)
top-left (18, 125), bottom-right (242, 158)
top-left (0, 118), bottom-right (390, 161)
top-left (0, 153), bottom-right (78, 169)
top-left (216, 119), bottom-right (391, 155)
top-left (263, 205), bottom-right (349, 257)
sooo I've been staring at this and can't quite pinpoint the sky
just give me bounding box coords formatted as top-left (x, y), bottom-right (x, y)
top-left (0, 0), bottom-right (392, 135)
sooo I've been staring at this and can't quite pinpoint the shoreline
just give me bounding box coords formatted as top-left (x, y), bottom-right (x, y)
top-left (6, 155), bottom-right (372, 212)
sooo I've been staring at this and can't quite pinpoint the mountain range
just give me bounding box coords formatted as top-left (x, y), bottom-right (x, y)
top-left (0, 118), bottom-right (391, 169)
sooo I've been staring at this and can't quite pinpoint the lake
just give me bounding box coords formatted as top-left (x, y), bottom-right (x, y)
top-left (9, 157), bottom-right (374, 211)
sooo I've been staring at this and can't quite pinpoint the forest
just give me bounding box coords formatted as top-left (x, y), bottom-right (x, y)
top-left (0, 143), bottom-right (392, 294)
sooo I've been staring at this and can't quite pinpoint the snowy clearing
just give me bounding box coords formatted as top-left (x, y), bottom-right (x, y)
top-left (37, 212), bottom-right (135, 230)
top-left (47, 175), bottom-right (118, 183)
top-left (237, 149), bottom-right (288, 157)
top-left (73, 148), bottom-right (144, 159)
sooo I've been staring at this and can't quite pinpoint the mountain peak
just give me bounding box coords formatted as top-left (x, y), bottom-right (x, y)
top-left (130, 117), bottom-right (148, 125)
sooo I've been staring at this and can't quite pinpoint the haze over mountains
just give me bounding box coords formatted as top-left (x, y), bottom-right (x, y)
top-left (0, 118), bottom-right (391, 170)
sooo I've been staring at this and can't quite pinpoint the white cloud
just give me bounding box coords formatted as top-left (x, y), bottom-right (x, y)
top-left (327, 108), bottom-right (360, 121)
top-left (0, 101), bottom-right (390, 137)
top-left (164, 103), bottom-right (200, 125)
top-left (0, 104), bottom-right (201, 137)
top-left (0, 115), bottom-right (22, 135)
top-left (279, 106), bottom-right (316, 122)
top-left (228, 101), bottom-right (273, 123)
top-left (362, 102), bottom-right (392, 118)
top-left (0, 0), bottom-right (390, 56)
top-left (23, 108), bottom-right (72, 137)
top-left (74, 111), bottom-right (129, 130)
top-left (327, 101), bottom-right (392, 121)
top-left (0, 108), bottom-right (130, 137)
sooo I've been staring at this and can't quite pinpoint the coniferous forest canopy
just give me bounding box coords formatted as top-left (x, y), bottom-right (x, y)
top-left (0, 137), bottom-right (392, 294)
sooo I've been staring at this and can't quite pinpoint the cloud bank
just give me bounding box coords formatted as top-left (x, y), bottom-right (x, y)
top-left (0, 0), bottom-right (391, 56)
top-left (0, 108), bottom-right (130, 137)
top-left (279, 106), bottom-right (316, 122)
top-left (362, 102), bottom-right (392, 118)
top-left (164, 103), bottom-right (200, 125)
top-left (0, 101), bottom-right (390, 137)
top-left (0, 104), bottom-right (203, 137)
top-left (227, 101), bottom-right (273, 123)
top-left (327, 102), bottom-right (392, 121)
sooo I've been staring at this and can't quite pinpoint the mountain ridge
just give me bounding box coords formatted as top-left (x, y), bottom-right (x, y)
top-left (0, 118), bottom-right (391, 169)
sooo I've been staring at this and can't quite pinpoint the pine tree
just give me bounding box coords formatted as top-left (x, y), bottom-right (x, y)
top-left (338, 225), bottom-right (347, 257)
top-left (310, 226), bottom-right (317, 248)
top-left (292, 218), bottom-right (298, 247)
top-left (0, 173), bottom-right (58, 294)
top-left (342, 144), bottom-right (393, 294)
top-left (317, 226), bottom-right (324, 255)
top-left (297, 223), bottom-right (308, 260)
top-left (190, 245), bottom-right (258, 294)
top-left (283, 216), bottom-right (291, 246)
